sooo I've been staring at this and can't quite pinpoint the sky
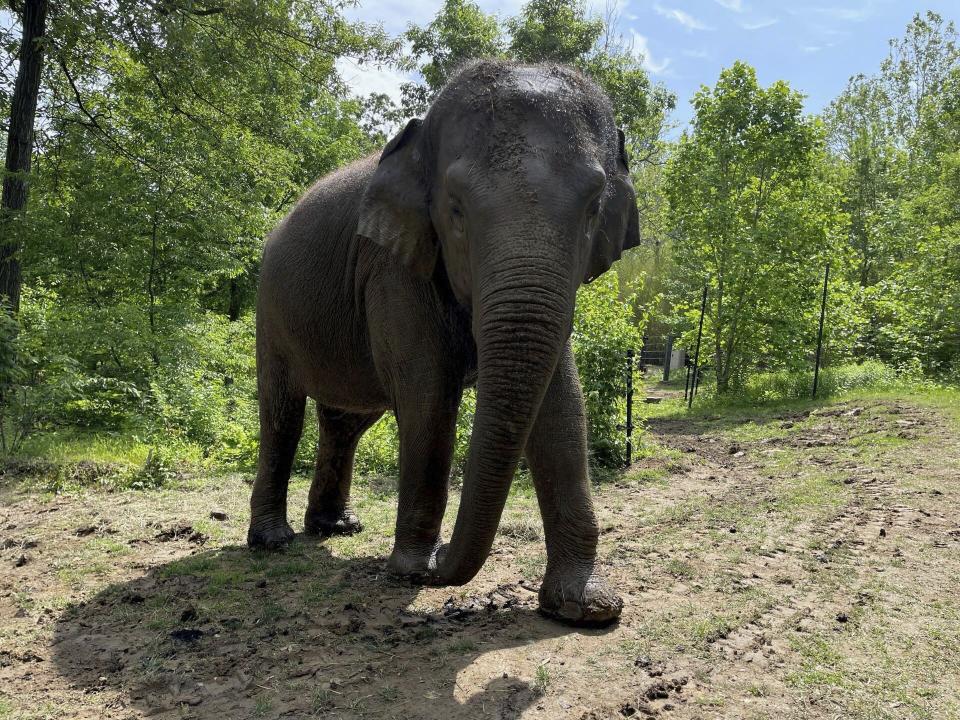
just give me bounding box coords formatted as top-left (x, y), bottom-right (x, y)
top-left (336, 0), bottom-right (960, 131)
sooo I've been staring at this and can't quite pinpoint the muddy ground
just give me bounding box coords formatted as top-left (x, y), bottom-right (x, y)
top-left (2, 391), bottom-right (959, 719)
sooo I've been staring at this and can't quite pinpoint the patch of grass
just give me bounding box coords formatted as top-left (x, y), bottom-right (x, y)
top-left (159, 554), bottom-right (219, 578)
top-left (665, 558), bottom-right (695, 580)
top-left (691, 614), bottom-right (733, 646)
top-left (265, 556), bottom-right (316, 578)
top-left (533, 663), bottom-right (551, 695)
top-left (260, 600), bottom-right (286, 623)
top-left (312, 687), bottom-right (335, 714)
top-left (515, 550), bottom-right (547, 580)
top-left (87, 537), bottom-right (131, 557)
top-left (17, 430), bottom-right (160, 466)
top-left (253, 695), bottom-right (273, 717)
top-left (786, 635), bottom-right (850, 689)
top-left (772, 471), bottom-right (848, 520)
top-left (621, 466), bottom-right (670, 485)
top-left (377, 685), bottom-right (401, 702)
top-left (446, 638), bottom-right (479, 654)
top-left (498, 515), bottom-right (541, 542)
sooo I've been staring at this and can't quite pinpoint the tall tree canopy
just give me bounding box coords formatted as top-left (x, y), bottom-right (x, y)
top-left (665, 62), bottom-right (848, 392)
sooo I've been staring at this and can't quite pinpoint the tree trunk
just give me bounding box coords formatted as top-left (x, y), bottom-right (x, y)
top-left (228, 276), bottom-right (242, 321)
top-left (1, 0), bottom-right (49, 312)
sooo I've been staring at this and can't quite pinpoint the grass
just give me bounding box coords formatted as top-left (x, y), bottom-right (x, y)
top-left (16, 428), bottom-right (204, 467)
top-left (533, 663), bottom-right (552, 695)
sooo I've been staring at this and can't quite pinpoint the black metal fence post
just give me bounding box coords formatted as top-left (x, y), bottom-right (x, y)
top-left (688, 286), bottom-right (708, 409)
top-left (625, 349), bottom-right (634, 466)
top-left (812, 262), bottom-right (830, 399)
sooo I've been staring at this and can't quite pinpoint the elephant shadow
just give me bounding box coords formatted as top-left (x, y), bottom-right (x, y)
top-left (50, 537), bottom-right (595, 719)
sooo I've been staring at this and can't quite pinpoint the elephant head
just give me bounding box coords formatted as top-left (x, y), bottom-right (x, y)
top-left (355, 61), bottom-right (640, 584)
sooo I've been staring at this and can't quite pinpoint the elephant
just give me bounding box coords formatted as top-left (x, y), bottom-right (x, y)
top-left (248, 59), bottom-right (640, 626)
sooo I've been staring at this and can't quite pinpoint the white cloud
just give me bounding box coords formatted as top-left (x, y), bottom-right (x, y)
top-left (740, 17), bottom-right (778, 30)
top-left (335, 58), bottom-right (410, 104)
top-left (802, 45), bottom-right (823, 53)
top-left (631, 32), bottom-right (672, 74)
top-left (682, 48), bottom-right (710, 59)
top-left (713, 0), bottom-right (744, 12)
top-left (792, 4), bottom-right (876, 22)
top-left (654, 4), bottom-right (712, 31)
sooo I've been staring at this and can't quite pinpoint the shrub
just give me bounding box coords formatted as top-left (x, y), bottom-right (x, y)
top-left (354, 414), bottom-right (400, 477)
top-left (735, 360), bottom-right (902, 402)
top-left (149, 312), bottom-right (259, 465)
top-left (572, 273), bottom-right (643, 468)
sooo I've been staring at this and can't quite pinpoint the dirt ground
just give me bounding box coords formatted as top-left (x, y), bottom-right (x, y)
top-left (2, 390), bottom-right (959, 719)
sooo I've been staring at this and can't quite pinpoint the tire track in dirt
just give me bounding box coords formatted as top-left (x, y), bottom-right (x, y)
top-left (597, 400), bottom-right (960, 719)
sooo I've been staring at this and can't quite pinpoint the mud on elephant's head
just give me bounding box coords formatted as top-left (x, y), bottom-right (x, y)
top-left (356, 60), bottom-right (640, 590)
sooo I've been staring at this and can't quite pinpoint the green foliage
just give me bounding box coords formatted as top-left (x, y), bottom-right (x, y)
top-left (739, 361), bottom-right (901, 403)
top-left (354, 415), bottom-right (400, 478)
top-left (572, 273), bottom-right (642, 467)
top-left (507, 0), bottom-right (603, 64)
top-left (402, 0), bottom-right (504, 114)
top-left (823, 12), bottom-right (959, 377)
top-left (149, 313), bottom-right (258, 463)
top-left (666, 62), bottom-right (850, 393)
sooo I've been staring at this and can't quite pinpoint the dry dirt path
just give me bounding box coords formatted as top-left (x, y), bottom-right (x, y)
top-left (1, 392), bottom-right (959, 719)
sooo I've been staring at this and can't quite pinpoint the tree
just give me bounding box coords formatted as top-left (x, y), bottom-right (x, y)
top-left (401, 0), bottom-right (504, 115)
top-left (0, 0), bottom-right (399, 450)
top-left (881, 11), bottom-right (958, 139)
top-left (823, 12), bottom-right (959, 373)
top-left (885, 66), bottom-right (960, 375)
top-left (666, 62), bottom-right (848, 392)
top-left (507, 0), bottom-right (603, 64)
top-left (824, 74), bottom-right (900, 288)
top-left (1, 0), bottom-right (48, 312)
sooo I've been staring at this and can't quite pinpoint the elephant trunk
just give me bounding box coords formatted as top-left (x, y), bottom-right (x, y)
top-left (435, 230), bottom-right (574, 585)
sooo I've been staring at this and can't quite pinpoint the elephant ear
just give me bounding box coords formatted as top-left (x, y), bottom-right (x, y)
top-left (584, 129), bottom-right (641, 283)
top-left (356, 118), bottom-right (437, 279)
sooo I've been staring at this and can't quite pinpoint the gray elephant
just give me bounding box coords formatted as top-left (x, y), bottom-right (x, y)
top-left (248, 60), bottom-right (639, 625)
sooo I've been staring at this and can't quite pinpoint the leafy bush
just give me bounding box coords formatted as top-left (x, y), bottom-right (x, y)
top-left (354, 414), bottom-right (400, 477)
top-left (0, 294), bottom-right (86, 454)
top-left (733, 360), bottom-right (903, 402)
top-left (572, 273), bottom-right (643, 468)
top-left (149, 312), bottom-right (259, 465)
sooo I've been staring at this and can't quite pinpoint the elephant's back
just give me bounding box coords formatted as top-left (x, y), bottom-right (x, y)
top-left (257, 153), bottom-right (389, 409)
top-left (262, 153), bottom-right (378, 281)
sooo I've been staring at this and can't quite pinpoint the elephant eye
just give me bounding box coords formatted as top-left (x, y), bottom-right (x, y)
top-left (586, 196), bottom-right (602, 222)
top-left (449, 201), bottom-right (465, 233)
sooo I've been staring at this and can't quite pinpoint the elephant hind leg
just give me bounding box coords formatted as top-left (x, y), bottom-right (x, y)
top-left (304, 406), bottom-right (383, 537)
top-left (248, 355), bottom-right (305, 549)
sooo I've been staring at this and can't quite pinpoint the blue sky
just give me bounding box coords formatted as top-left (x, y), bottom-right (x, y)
top-left (338, 0), bottom-right (959, 131)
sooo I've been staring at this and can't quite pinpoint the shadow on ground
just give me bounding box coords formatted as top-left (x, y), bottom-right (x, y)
top-left (50, 536), bottom-right (591, 719)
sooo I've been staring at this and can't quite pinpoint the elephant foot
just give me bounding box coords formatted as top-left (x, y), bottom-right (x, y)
top-left (247, 517), bottom-right (295, 550)
top-left (304, 505), bottom-right (362, 537)
top-left (538, 566), bottom-right (623, 627)
top-left (386, 543), bottom-right (439, 580)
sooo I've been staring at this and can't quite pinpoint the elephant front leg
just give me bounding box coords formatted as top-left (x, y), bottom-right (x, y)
top-left (386, 391), bottom-right (460, 577)
top-left (525, 343), bottom-right (623, 626)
